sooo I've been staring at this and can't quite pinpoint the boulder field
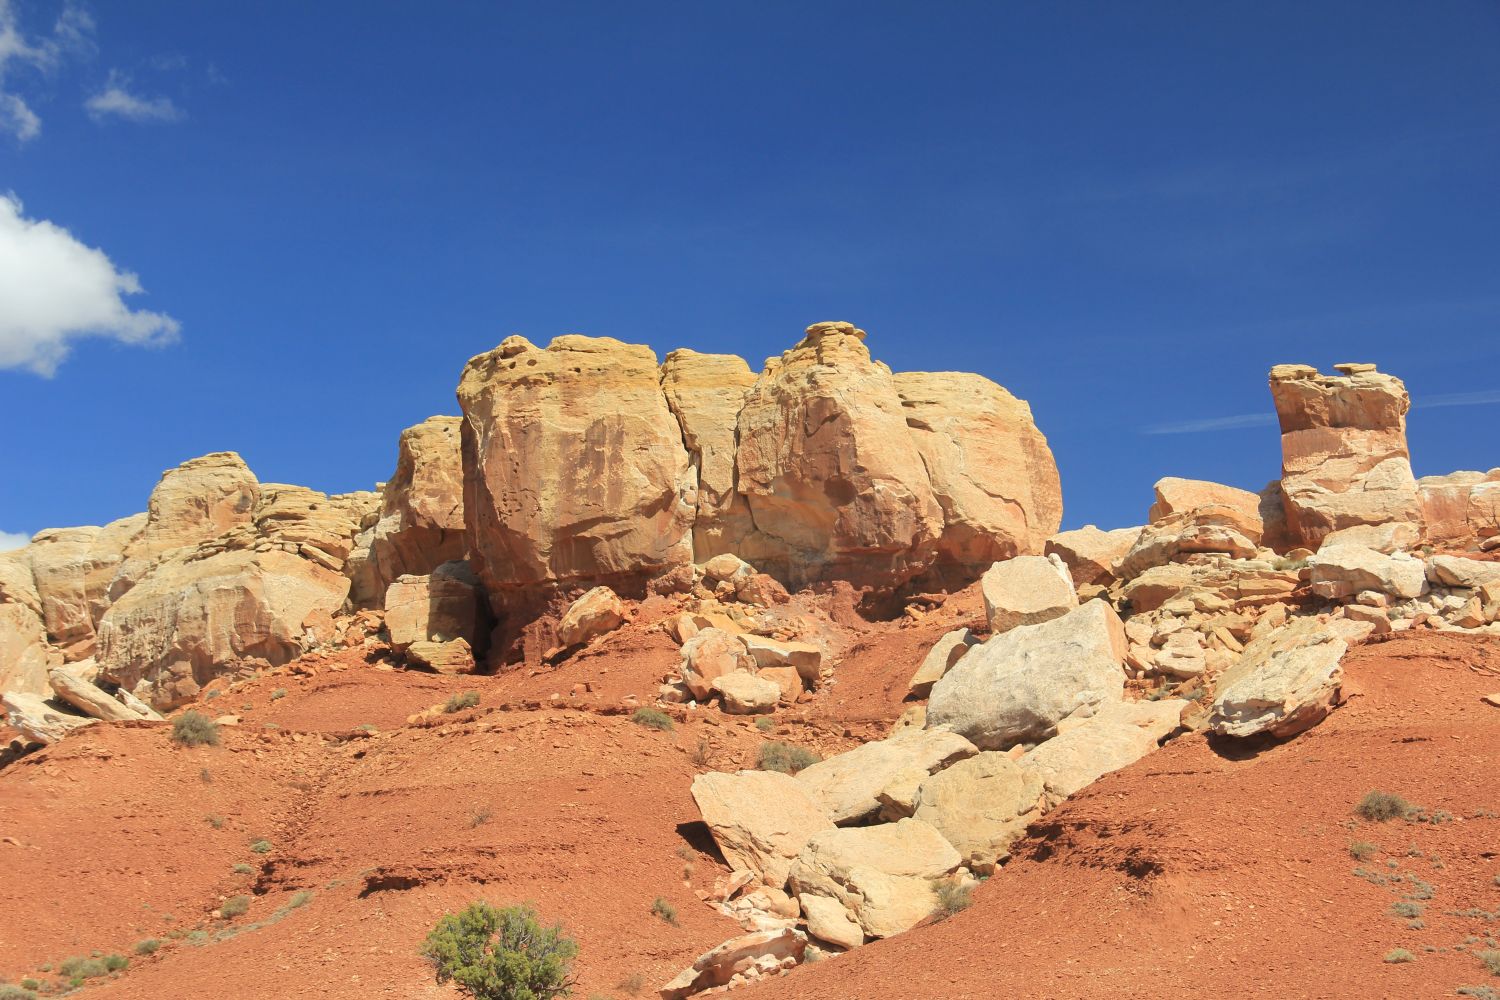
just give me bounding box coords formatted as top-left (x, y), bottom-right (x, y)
top-left (2, 342), bottom-right (1500, 998)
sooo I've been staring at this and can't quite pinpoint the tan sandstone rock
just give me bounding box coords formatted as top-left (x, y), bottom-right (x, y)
top-left (1269, 364), bottom-right (1422, 549)
top-left (658, 928), bottom-right (805, 1000)
top-left (554, 585), bottom-right (625, 648)
top-left (384, 563), bottom-right (484, 652)
top-left (1307, 545), bottom-right (1426, 600)
top-left (1210, 616), bottom-right (1354, 738)
top-left (712, 671), bottom-right (781, 715)
top-left (980, 554), bottom-right (1077, 635)
top-left (1019, 699), bottom-right (1187, 806)
top-left (47, 668), bottom-right (140, 723)
top-left (911, 752), bottom-right (1045, 872)
top-left (679, 628), bottom-right (756, 702)
top-left (906, 628), bottom-right (976, 699)
top-left (690, 770), bottom-right (835, 887)
top-left (795, 727), bottom-right (977, 825)
top-left (457, 335), bottom-right (696, 598)
top-left (927, 600), bottom-right (1126, 750)
top-left (2, 691), bottom-right (96, 744)
top-left (1148, 477), bottom-right (1263, 536)
top-left (1045, 525), bottom-right (1143, 588)
top-left (127, 452), bottom-right (258, 556)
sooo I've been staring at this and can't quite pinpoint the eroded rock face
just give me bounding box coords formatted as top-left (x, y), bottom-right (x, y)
top-left (733, 323), bottom-right (944, 588)
top-left (1307, 545), bottom-right (1425, 600)
top-left (458, 335), bottom-right (696, 601)
top-left (384, 563), bottom-right (484, 652)
top-left (927, 600), bottom-right (1126, 750)
top-left (660, 350), bottom-right (758, 561)
top-left (348, 416), bottom-right (466, 605)
top-left (1270, 364), bottom-right (1422, 549)
top-left (128, 452), bottom-right (259, 556)
top-left (892, 371), bottom-right (1062, 571)
top-left (29, 517), bottom-right (143, 659)
top-left (97, 548), bottom-right (350, 708)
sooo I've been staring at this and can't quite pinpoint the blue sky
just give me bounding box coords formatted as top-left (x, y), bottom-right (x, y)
top-left (2, 1), bottom-right (1498, 549)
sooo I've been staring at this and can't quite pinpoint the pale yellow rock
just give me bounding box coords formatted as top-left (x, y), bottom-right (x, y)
top-left (912, 752), bottom-right (1044, 872)
top-left (800, 893), bottom-right (864, 950)
top-left (733, 322), bottom-right (943, 588)
top-left (892, 370), bottom-right (1062, 569)
top-left (1210, 616), bottom-right (1350, 738)
top-left (980, 555), bottom-right (1078, 635)
top-left (738, 634), bottom-right (821, 683)
top-left (2, 691), bottom-right (96, 744)
top-left (1307, 545), bottom-right (1425, 600)
top-left (1269, 364), bottom-right (1422, 549)
top-left (795, 727), bottom-right (977, 825)
top-left (458, 335), bottom-right (695, 597)
top-left (712, 671), bottom-right (780, 714)
top-left (47, 668), bottom-right (139, 723)
top-left (679, 628), bottom-right (756, 701)
top-left (554, 585), bottom-right (625, 648)
top-left (1045, 525), bottom-right (1143, 587)
top-left (1019, 699), bottom-right (1187, 806)
top-left (29, 516), bottom-right (144, 659)
top-left (906, 628), bottom-right (975, 698)
top-left (406, 637), bottom-right (475, 675)
top-left (660, 350), bottom-right (758, 561)
top-left (1148, 477), bottom-right (1263, 537)
top-left (127, 452), bottom-right (258, 556)
top-left (690, 770), bottom-right (835, 888)
top-left (658, 928), bottom-right (805, 1000)
top-left (1152, 629), bottom-right (1206, 678)
top-left (1116, 508), bottom-right (1260, 579)
top-left (384, 565), bottom-right (483, 652)
top-left (0, 601), bottom-right (51, 697)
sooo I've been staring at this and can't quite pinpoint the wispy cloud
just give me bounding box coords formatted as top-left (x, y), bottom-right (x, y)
top-left (0, 193), bottom-right (180, 376)
top-left (0, 529), bottom-right (30, 551)
top-left (1416, 389), bottom-right (1500, 410)
top-left (0, 0), bottom-right (94, 141)
top-left (1143, 413), bottom-right (1277, 435)
top-left (85, 69), bottom-right (182, 123)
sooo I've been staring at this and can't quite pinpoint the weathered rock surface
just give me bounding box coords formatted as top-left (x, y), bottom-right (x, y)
top-left (1270, 364), bottom-right (1422, 549)
top-left (679, 628), bottom-right (756, 701)
top-left (47, 668), bottom-right (142, 723)
top-left (2, 691), bottom-right (96, 744)
top-left (128, 452), bottom-right (258, 556)
top-left (788, 818), bottom-right (961, 941)
top-left (1307, 545), bottom-right (1426, 600)
top-left (457, 335), bottom-right (696, 599)
top-left (658, 928), bottom-right (805, 1000)
top-left (1148, 477), bottom-right (1263, 536)
top-left (554, 585), bottom-right (625, 648)
top-left (796, 727), bottom-right (977, 825)
top-left (660, 350), bottom-right (758, 561)
top-left (1210, 617), bottom-right (1355, 738)
top-left (1426, 555), bottom-right (1500, 590)
top-left (1116, 508), bottom-right (1261, 579)
top-left (738, 634), bottom-right (821, 683)
top-left (980, 554), bottom-right (1077, 635)
top-left (347, 416), bottom-right (465, 605)
top-left (97, 548), bottom-right (350, 708)
top-left (0, 594), bottom-right (52, 697)
top-left (906, 628), bottom-right (976, 699)
top-left (911, 752), bottom-right (1044, 872)
top-left (690, 770), bottom-right (835, 887)
top-left (713, 671), bottom-right (781, 714)
top-left (927, 600), bottom-right (1126, 749)
top-left (892, 370), bottom-right (1062, 571)
top-left (406, 637), bottom-right (475, 674)
top-left (29, 518), bottom-right (143, 659)
top-left (1019, 699), bottom-right (1187, 806)
top-left (1045, 525), bottom-right (1142, 588)
top-left (732, 323), bottom-right (944, 588)
top-left (384, 563), bottom-right (484, 652)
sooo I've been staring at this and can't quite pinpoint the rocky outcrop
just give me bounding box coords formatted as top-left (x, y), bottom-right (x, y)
top-left (346, 416), bottom-right (465, 606)
top-left (1045, 525), bottom-right (1142, 588)
top-left (892, 370), bottom-right (1062, 571)
top-left (658, 928), bottom-right (805, 1000)
top-left (127, 452), bottom-right (258, 556)
top-left (1306, 545), bottom-right (1425, 600)
top-left (47, 668), bottom-right (144, 723)
top-left (384, 563), bottom-right (484, 652)
top-left (1418, 471), bottom-right (1500, 549)
top-left (28, 517), bottom-right (144, 660)
top-left (927, 599), bottom-right (1126, 750)
top-left (1269, 363), bottom-right (1422, 550)
top-left (458, 335), bottom-right (696, 602)
top-left (690, 770), bottom-right (835, 887)
top-left (660, 350), bottom-right (758, 561)
top-left (0, 550), bottom-right (51, 696)
top-left (1148, 477), bottom-right (1262, 531)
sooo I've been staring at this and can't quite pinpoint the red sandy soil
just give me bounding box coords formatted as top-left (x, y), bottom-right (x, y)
top-left (3, 610), bottom-right (1497, 1000)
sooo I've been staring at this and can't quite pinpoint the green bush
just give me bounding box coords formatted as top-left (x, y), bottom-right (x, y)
top-left (757, 741), bottom-right (820, 775)
top-left (1384, 948), bottom-right (1416, 964)
top-left (1355, 791), bottom-right (1412, 822)
top-left (631, 708), bottom-right (673, 732)
top-left (650, 897), bottom-right (677, 926)
top-left (271, 688), bottom-right (287, 700)
top-left (221, 895), bottom-right (251, 918)
top-left (135, 938), bottom-right (160, 956)
top-left (755, 717), bottom-right (774, 732)
top-left (1479, 949), bottom-right (1500, 976)
top-left (233, 862), bottom-right (254, 874)
top-left (446, 691), bottom-right (481, 713)
top-left (1348, 840), bottom-right (1378, 860)
top-left (171, 710), bottom-right (220, 747)
top-left (0, 986), bottom-right (38, 1000)
top-left (103, 954), bottom-right (128, 972)
top-left (422, 902), bottom-right (578, 1000)
top-left (250, 839), bottom-right (272, 854)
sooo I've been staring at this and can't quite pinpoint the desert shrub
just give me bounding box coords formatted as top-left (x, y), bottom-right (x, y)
top-left (1479, 949), bottom-right (1500, 976)
top-left (290, 890), bottom-right (314, 908)
top-left (616, 972), bottom-right (645, 996)
top-left (221, 895), bottom-right (251, 918)
top-left (755, 717), bottom-right (774, 732)
top-left (250, 839), bottom-right (272, 854)
top-left (690, 738), bottom-right (712, 766)
top-left (271, 688), bottom-right (286, 700)
top-left (932, 880), bottom-right (974, 917)
top-left (205, 689), bottom-right (221, 700)
top-left (757, 741), bottom-right (820, 775)
top-left (20, 981), bottom-right (41, 991)
top-left (1356, 791), bottom-right (1412, 822)
top-left (1348, 841), bottom-right (1378, 860)
top-left (103, 955), bottom-right (128, 972)
top-left (171, 711), bottom-right (220, 747)
top-left (1459, 987), bottom-right (1500, 999)
top-left (1384, 948), bottom-right (1416, 964)
top-left (1391, 901), bottom-right (1424, 919)
top-left (0, 986), bottom-right (37, 1000)
top-left (631, 707), bottom-right (673, 732)
top-left (421, 902), bottom-right (578, 1000)
top-left (233, 863), bottom-right (254, 874)
top-left (471, 806), bottom-right (493, 828)
top-left (207, 815), bottom-right (225, 829)
top-left (650, 897), bottom-right (677, 926)
top-left (446, 691), bottom-right (481, 714)
top-left (200, 767), bottom-right (213, 783)
top-left (135, 938), bottom-right (160, 956)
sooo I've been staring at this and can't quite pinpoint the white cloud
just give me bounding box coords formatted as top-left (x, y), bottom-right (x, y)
top-left (0, 194), bottom-right (180, 376)
top-left (1143, 413), bottom-right (1277, 435)
top-left (85, 69), bottom-right (181, 122)
top-left (0, 0), bottom-right (94, 142)
top-left (0, 530), bottom-right (30, 551)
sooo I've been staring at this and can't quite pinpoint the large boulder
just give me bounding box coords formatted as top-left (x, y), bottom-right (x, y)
top-left (2, 691), bottom-right (96, 744)
top-left (911, 752), bottom-right (1044, 872)
top-left (1307, 545), bottom-right (1426, 600)
top-left (1148, 477), bottom-right (1263, 536)
top-left (1019, 699), bottom-right (1187, 806)
top-left (732, 322), bottom-right (944, 588)
top-left (659, 350), bottom-right (758, 561)
top-left (347, 416), bottom-right (465, 605)
top-left (787, 818), bottom-right (961, 942)
top-left (980, 554), bottom-right (1077, 635)
top-left (891, 370), bottom-right (1062, 570)
top-left (1426, 555), bottom-right (1500, 590)
top-left (658, 928), bottom-right (805, 1000)
top-left (1045, 525), bottom-right (1143, 588)
top-left (906, 628), bottom-right (976, 699)
top-left (457, 335), bottom-right (696, 599)
top-left (47, 668), bottom-right (140, 723)
top-left (97, 548), bottom-right (350, 708)
top-left (384, 563), bottom-right (484, 652)
top-left (927, 599), bottom-right (1126, 750)
top-left (0, 601), bottom-right (51, 696)
top-left (690, 770), bottom-right (835, 887)
top-left (713, 671), bottom-right (781, 715)
top-left (553, 585), bottom-right (625, 648)
top-left (1269, 363), bottom-right (1422, 549)
top-left (127, 452), bottom-right (258, 556)
top-left (795, 727), bottom-right (977, 825)
top-left (1417, 471), bottom-right (1500, 546)
top-left (1210, 617), bottom-right (1359, 738)
top-left (679, 628), bottom-right (756, 702)
top-left (1115, 508), bottom-right (1261, 580)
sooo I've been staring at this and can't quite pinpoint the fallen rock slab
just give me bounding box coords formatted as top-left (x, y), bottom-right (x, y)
top-left (2, 692), bottom-right (96, 745)
top-left (981, 555), bottom-right (1077, 635)
top-left (906, 628), bottom-right (976, 699)
top-left (1019, 699), bottom-right (1188, 806)
top-left (47, 668), bottom-right (139, 723)
top-left (679, 628), bottom-right (756, 701)
top-left (658, 927), bottom-right (805, 1000)
top-left (795, 727), bottom-right (977, 825)
top-left (1210, 617), bottom-right (1353, 738)
top-left (713, 671), bottom-right (780, 715)
top-left (690, 770), bottom-right (835, 888)
top-left (1307, 545), bottom-right (1425, 600)
top-left (912, 752), bottom-right (1044, 872)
